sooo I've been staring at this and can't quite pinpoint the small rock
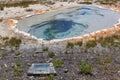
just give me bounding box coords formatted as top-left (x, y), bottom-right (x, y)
top-left (115, 56), bottom-right (120, 64)
top-left (32, 53), bottom-right (37, 57)
top-left (29, 76), bottom-right (34, 80)
top-left (22, 55), bottom-right (24, 58)
top-left (60, 77), bottom-right (63, 79)
top-left (35, 50), bottom-right (43, 53)
top-left (64, 69), bottom-right (68, 73)
top-left (4, 64), bottom-right (7, 68)
top-left (47, 58), bottom-right (53, 63)
top-left (27, 63), bottom-right (31, 66)
top-left (118, 71), bottom-right (120, 76)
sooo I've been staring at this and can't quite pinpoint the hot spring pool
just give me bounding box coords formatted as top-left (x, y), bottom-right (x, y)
top-left (17, 6), bottom-right (120, 40)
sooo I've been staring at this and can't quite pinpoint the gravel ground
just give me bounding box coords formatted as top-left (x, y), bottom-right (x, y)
top-left (0, 40), bottom-right (120, 80)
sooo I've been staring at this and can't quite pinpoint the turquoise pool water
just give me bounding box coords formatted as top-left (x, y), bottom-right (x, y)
top-left (34, 64), bottom-right (50, 74)
top-left (28, 6), bottom-right (120, 40)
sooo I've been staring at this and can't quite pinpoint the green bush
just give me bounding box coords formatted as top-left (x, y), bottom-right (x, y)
top-left (66, 42), bottom-right (74, 48)
top-left (98, 37), bottom-right (107, 47)
top-left (46, 75), bottom-right (55, 80)
top-left (86, 40), bottom-right (97, 49)
top-left (75, 41), bottom-right (83, 46)
top-left (52, 59), bottom-right (63, 67)
top-left (79, 61), bottom-right (93, 74)
top-left (13, 62), bottom-right (23, 76)
top-left (15, 61), bottom-right (21, 67)
top-left (48, 52), bottom-right (55, 58)
top-left (5, 37), bottom-right (21, 48)
top-left (13, 67), bottom-right (23, 77)
top-left (43, 47), bottom-right (48, 51)
top-left (97, 35), bottom-right (118, 47)
top-left (13, 71), bottom-right (21, 77)
top-left (104, 57), bottom-right (112, 63)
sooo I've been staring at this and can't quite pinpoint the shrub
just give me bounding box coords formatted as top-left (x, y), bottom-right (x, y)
top-left (52, 59), bottom-right (63, 67)
top-left (75, 41), bottom-right (83, 46)
top-left (43, 47), bottom-right (48, 51)
top-left (66, 42), bottom-right (74, 48)
top-left (98, 37), bottom-right (107, 47)
top-left (86, 40), bottom-right (97, 49)
top-left (8, 37), bottom-right (21, 47)
top-left (79, 61), bottom-right (93, 74)
top-left (13, 71), bottom-right (21, 77)
top-left (46, 75), bottom-right (55, 80)
top-left (104, 57), bottom-right (112, 63)
top-left (98, 57), bottom-right (112, 65)
top-left (48, 52), bottom-right (55, 58)
top-left (13, 62), bottom-right (23, 76)
top-left (15, 62), bottom-right (21, 67)
top-left (13, 67), bottom-right (23, 76)
top-left (98, 36), bottom-right (116, 47)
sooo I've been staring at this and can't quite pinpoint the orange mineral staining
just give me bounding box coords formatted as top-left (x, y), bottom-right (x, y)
top-left (35, 10), bottom-right (43, 14)
top-left (8, 19), bottom-right (15, 27)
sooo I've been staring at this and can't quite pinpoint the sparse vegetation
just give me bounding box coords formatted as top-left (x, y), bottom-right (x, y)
top-left (66, 42), bottom-right (74, 48)
top-left (98, 35), bottom-right (120, 47)
top-left (75, 41), bottom-right (83, 46)
top-left (52, 59), bottom-right (63, 67)
top-left (13, 61), bottom-right (23, 77)
top-left (15, 61), bottom-right (21, 67)
top-left (0, 1), bottom-right (38, 9)
top-left (48, 52), bottom-right (55, 58)
top-left (0, 37), bottom-right (22, 50)
top-left (98, 57), bottom-right (112, 65)
top-left (13, 67), bottom-right (23, 77)
top-left (86, 40), bottom-right (97, 49)
top-left (8, 37), bottom-right (22, 47)
top-left (104, 57), bottom-right (112, 63)
top-left (43, 47), bottom-right (48, 51)
top-left (46, 75), bottom-right (55, 80)
top-left (79, 61), bottom-right (93, 74)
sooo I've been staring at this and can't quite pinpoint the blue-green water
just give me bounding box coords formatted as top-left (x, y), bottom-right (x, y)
top-left (28, 6), bottom-right (120, 40)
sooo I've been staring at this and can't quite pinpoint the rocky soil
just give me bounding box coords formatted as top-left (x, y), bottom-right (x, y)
top-left (0, 34), bottom-right (120, 80)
